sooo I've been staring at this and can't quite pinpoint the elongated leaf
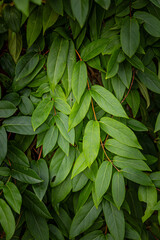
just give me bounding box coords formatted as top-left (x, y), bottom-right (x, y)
top-left (106, 49), bottom-right (119, 79)
top-left (3, 182), bottom-right (22, 214)
top-left (70, 0), bottom-right (89, 27)
top-left (127, 118), bottom-right (148, 132)
top-left (55, 112), bottom-right (75, 145)
top-left (13, 0), bottom-right (29, 16)
top-left (111, 75), bottom-right (126, 102)
top-left (122, 167), bottom-right (153, 186)
top-left (0, 100), bottom-right (17, 118)
top-left (31, 98), bottom-right (53, 131)
top-left (91, 85), bottom-right (128, 118)
top-left (155, 112), bottom-right (160, 132)
top-left (95, 161), bottom-right (112, 202)
top-left (58, 133), bottom-right (70, 156)
top-left (49, 224), bottom-right (65, 240)
top-left (8, 31), bottom-right (22, 63)
top-left (48, 0), bottom-right (63, 15)
top-left (0, 126), bottom-right (7, 164)
top-left (80, 230), bottom-right (106, 240)
top-left (83, 120), bottom-right (100, 167)
top-left (43, 2), bottom-right (59, 34)
top-left (31, 159), bottom-right (49, 200)
top-left (72, 61), bottom-right (87, 103)
top-left (25, 210), bottom-right (49, 240)
top-left (102, 200), bottom-right (125, 240)
top-left (95, 0), bottom-right (111, 10)
top-left (76, 181), bottom-right (93, 211)
top-left (121, 17), bottom-right (140, 57)
top-left (100, 117), bottom-right (141, 149)
top-left (54, 98), bottom-right (71, 115)
top-left (47, 37), bottom-right (69, 91)
top-left (105, 139), bottom-right (145, 160)
top-left (71, 152), bottom-right (88, 179)
top-left (69, 198), bottom-right (102, 238)
top-left (126, 54), bottom-right (144, 71)
top-left (126, 90), bottom-right (140, 118)
top-left (23, 190), bottom-right (52, 219)
top-left (112, 172), bottom-right (125, 209)
top-left (3, 116), bottom-right (48, 135)
top-left (125, 223), bottom-right (141, 240)
top-left (19, 96), bottom-right (34, 115)
top-left (0, 199), bottom-right (15, 240)
top-left (27, 6), bottom-right (43, 47)
top-left (118, 61), bottom-right (132, 88)
top-left (3, 5), bottom-right (21, 33)
top-left (43, 125), bottom-right (58, 157)
top-left (11, 164), bottom-right (43, 184)
top-left (134, 11), bottom-right (160, 37)
top-left (69, 91), bottom-right (91, 130)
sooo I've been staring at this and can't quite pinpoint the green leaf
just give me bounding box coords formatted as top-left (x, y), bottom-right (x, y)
top-left (69, 198), bottom-right (102, 238)
top-left (48, 0), bottom-right (63, 15)
top-left (113, 156), bottom-right (151, 172)
top-left (118, 61), bottom-right (132, 88)
top-left (138, 186), bottom-right (157, 222)
top-left (8, 31), bottom-right (22, 63)
top-left (0, 126), bottom-right (7, 164)
top-left (125, 223), bottom-right (141, 240)
top-left (91, 85), bottom-right (128, 118)
top-left (105, 139), bottom-right (145, 160)
top-left (111, 75), bottom-right (126, 102)
top-left (27, 6), bottom-right (43, 47)
top-left (112, 172), bottom-right (125, 209)
top-left (0, 199), bottom-right (15, 240)
top-left (68, 91), bottom-right (91, 130)
top-left (100, 117), bottom-right (141, 149)
top-left (23, 190), bottom-right (52, 219)
top-left (126, 90), bottom-right (140, 117)
top-left (83, 120), bottom-right (100, 167)
top-left (72, 172), bottom-right (88, 192)
top-left (19, 96), bottom-right (34, 115)
top-left (155, 113), bottom-right (160, 132)
top-left (70, 0), bottom-right (89, 27)
top-left (31, 98), bottom-right (53, 131)
top-left (11, 164), bottom-right (43, 184)
top-left (71, 152), bottom-right (88, 179)
top-left (106, 49), bottom-right (119, 79)
top-left (153, 201), bottom-right (160, 210)
top-left (49, 224), bottom-right (65, 240)
top-left (150, 0), bottom-right (160, 8)
top-left (120, 17), bottom-right (140, 58)
top-left (0, 168), bottom-right (10, 177)
top-left (137, 67), bottom-right (160, 94)
top-left (54, 98), bottom-right (71, 115)
top-left (43, 2), bottom-right (59, 34)
top-left (3, 116), bottom-right (49, 135)
top-left (149, 172), bottom-right (160, 187)
top-left (58, 133), bottom-right (70, 156)
top-left (95, 161), bottom-right (112, 202)
top-left (43, 125), bottom-right (58, 157)
top-left (55, 112), bottom-right (75, 145)
top-left (13, 0), bottom-right (29, 16)
top-left (134, 11), bottom-right (160, 37)
top-left (31, 159), bottom-right (49, 200)
top-left (95, 0), bottom-right (111, 10)
top-left (0, 100), bottom-right (17, 118)
top-left (127, 119), bottom-right (148, 132)
top-left (3, 6), bottom-right (21, 33)
top-left (3, 182), bottom-right (22, 214)
top-left (126, 54), bottom-right (144, 71)
top-left (122, 167), bottom-right (153, 186)
top-left (25, 210), bottom-right (49, 240)
top-left (76, 181), bottom-right (93, 211)
top-left (47, 37), bottom-right (69, 91)
top-left (80, 230), bottom-right (106, 240)
top-left (71, 61), bottom-right (87, 103)
top-left (102, 200), bottom-right (125, 240)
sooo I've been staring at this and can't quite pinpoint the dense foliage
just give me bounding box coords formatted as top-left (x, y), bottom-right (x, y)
top-left (0, 0), bottom-right (160, 239)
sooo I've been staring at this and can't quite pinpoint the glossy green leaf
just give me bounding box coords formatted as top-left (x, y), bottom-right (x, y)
top-left (100, 117), bottom-right (141, 149)
top-left (0, 100), bottom-right (17, 118)
top-left (43, 3), bottom-right (59, 34)
top-left (27, 7), bottom-right (43, 47)
top-left (120, 17), bottom-right (140, 57)
top-left (23, 190), bottom-right (52, 219)
top-left (25, 210), bottom-right (49, 240)
top-left (105, 139), bottom-right (145, 160)
top-left (95, 161), bottom-right (112, 202)
top-left (31, 98), bottom-right (53, 131)
top-left (112, 172), bottom-right (125, 209)
top-left (95, 0), bottom-right (111, 10)
top-left (43, 125), bottom-right (58, 157)
top-left (83, 120), bottom-right (100, 167)
top-left (103, 200), bottom-right (125, 240)
top-left (91, 85), bottom-right (128, 118)
top-left (70, 0), bottom-right (89, 27)
top-left (148, 171), bottom-right (160, 187)
top-left (47, 36), bottom-right (69, 91)
top-left (122, 167), bottom-right (153, 186)
top-left (69, 198), bottom-right (102, 238)
top-left (68, 91), bottom-right (91, 130)
top-left (8, 31), bottom-right (22, 63)
top-left (127, 119), bottom-right (148, 132)
top-left (71, 152), bottom-right (88, 179)
top-left (31, 159), bottom-right (49, 200)
top-left (3, 182), bottom-right (22, 214)
top-left (0, 126), bottom-right (7, 164)
top-left (0, 199), bottom-right (15, 240)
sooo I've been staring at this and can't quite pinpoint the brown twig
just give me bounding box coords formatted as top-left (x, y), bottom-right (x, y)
top-left (38, 146), bottom-right (43, 160)
top-left (121, 68), bottom-right (135, 104)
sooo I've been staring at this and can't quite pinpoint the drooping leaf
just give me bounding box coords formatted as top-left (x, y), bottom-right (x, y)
top-left (43, 2), bottom-right (59, 34)
top-left (125, 223), bottom-right (141, 240)
top-left (13, 0), bottom-right (29, 16)
top-left (112, 172), bottom-right (125, 209)
top-left (0, 126), bottom-right (7, 164)
top-left (70, 0), bottom-right (89, 27)
top-left (71, 152), bottom-right (88, 179)
top-left (49, 224), bottom-right (65, 240)
top-left (43, 125), bottom-right (58, 157)
top-left (3, 5), bottom-right (21, 33)
top-left (58, 133), bottom-right (70, 156)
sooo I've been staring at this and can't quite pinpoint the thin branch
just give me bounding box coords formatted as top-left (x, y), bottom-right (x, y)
top-left (38, 146), bottom-right (43, 160)
top-left (121, 68), bottom-right (135, 104)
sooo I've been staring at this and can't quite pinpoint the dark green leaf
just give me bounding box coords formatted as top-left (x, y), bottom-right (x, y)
top-left (3, 6), bottom-right (21, 33)
top-left (0, 100), bottom-right (17, 118)
top-left (43, 2), bottom-right (59, 34)
top-left (19, 96), bottom-right (34, 115)
top-left (112, 172), bottom-right (125, 209)
top-left (95, 0), bottom-right (111, 10)
top-left (70, 0), bottom-right (89, 27)
top-left (0, 126), bottom-right (7, 164)
top-left (155, 112), bottom-right (160, 132)
top-left (43, 125), bottom-right (58, 157)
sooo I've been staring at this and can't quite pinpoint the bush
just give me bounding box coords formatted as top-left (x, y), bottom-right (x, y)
top-left (0, 0), bottom-right (160, 239)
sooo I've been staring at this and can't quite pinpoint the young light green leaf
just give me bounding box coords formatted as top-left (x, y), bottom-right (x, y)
top-left (120, 16), bottom-right (140, 57)
top-left (95, 161), bottom-right (112, 202)
top-left (0, 199), bottom-right (15, 240)
top-left (83, 120), bottom-right (100, 167)
top-left (69, 91), bottom-right (91, 130)
top-left (3, 182), bottom-right (22, 214)
top-left (31, 98), bottom-right (53, 131)
top-left (0, 126), bottom-right (7, 165)
top-left (111, 75), bottom-right (126, 102)
top-left (72, 61), bottom-right (87, 103)
top-left (47, 36), bottom-right (69, 91)
top-left (155, 112), bottom-right (160, 132)
top-left (91, 85), bottom-right (128, 118)
top-left (0, 100), bottom-right (17, 118)
top-left (100, 117), bottom-right (141, 149)
top-left (43, 2), bottom-right (59, 34)
top-left (43, 125), bottom-right (58, 157)
top-left (70, 0), bottom-right (89, 27)
top-left (112, 172), bottom-right (125, 209)
top-left (71, 152), bottom-right (88, 179)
